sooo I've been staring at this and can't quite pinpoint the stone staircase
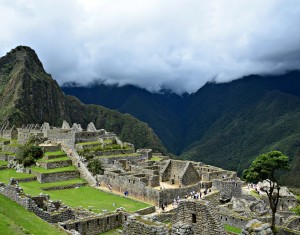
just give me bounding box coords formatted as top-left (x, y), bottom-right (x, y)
top-left (62, 145), bottom-right (97, 186)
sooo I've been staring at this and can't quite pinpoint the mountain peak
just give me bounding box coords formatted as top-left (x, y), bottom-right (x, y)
top-left (1, 45), bottom-right (45, 74)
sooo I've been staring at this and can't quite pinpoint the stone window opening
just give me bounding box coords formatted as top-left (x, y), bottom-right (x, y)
top-left (107, 217), bottom-right (109, 224)
top-left (192, 213), bottom-right (196, 223)
top-left (75, 223), bottom-right (79, 231)
top-left (125, 216), bottom-right (127, 221)
top-left (97, 219), bottom-right (100, 225)
top-left (87, 221), bottom-right (89, 228)
top-left (116, 216), bottom-right (119, 221)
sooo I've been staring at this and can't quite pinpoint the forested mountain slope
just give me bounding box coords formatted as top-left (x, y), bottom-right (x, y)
top-left (63, 72), bottom-right (300, 187)
top-left (0, 46), bottom-right (166, 154)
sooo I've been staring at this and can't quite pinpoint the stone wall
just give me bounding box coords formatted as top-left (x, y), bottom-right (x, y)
top-left (41, 182), bottom-right (87, 191)
top-left (75, 131), bottom-right (101, 143)
top-left (0, 181), bottom-right (74, 223)
top-left (161, 160), bottom-right (187, 184)
top-left (284, 216), bottom-right (300, 233)
top-left (2, 145), bottom-right (20, 153)
top-left (95, 149), bottom-right (135, 157)
top-left (158, 183), bottom-right (202, 205)
top-left (97, 154), bottom-right (144, 165)
top-left (172, 200), bottom-right (227, 235)
top-left (39, 144), bottom-right (61, 152)
top-left (135, 206), bottom-right (156, 215)
top-left (47, 129), bottom-right (75, 148)
top-left (180, 163), bottom-right (200, 187)
top-left (212, 179), bottom-right (242, 199)
top-left (99, 170), bottom-right (160, 205)
top-left (122, 216), bottom-right (170, 235)
top-left (34, 170), bottom-right (80, 183)
top-left (60, 212), bottom-right (123, 235)
top-left (201, 170), bottom-right (237, 181)
top-left (39, 159), bottom-right (72, 169)
top-left (17, 129), bottom-right (44, 144)
top-left (218, 212), bottom-right (251, 228)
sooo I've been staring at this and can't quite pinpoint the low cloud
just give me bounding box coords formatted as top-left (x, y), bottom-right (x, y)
top-left (1, 0), bottom-right (300, 93)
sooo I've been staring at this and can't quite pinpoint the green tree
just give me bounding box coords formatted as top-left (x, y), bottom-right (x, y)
top-left (242, 151), bottom-right (290, 232)
top-left (16, 136), bottom-right (44, 167)
top-left (87, 159), bottom-right (104, 175)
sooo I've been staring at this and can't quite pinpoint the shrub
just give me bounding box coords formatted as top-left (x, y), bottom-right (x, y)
top-left (87, 159), bottom-right (104, 175)
top-left (16, 144), bottom-right (44, 167)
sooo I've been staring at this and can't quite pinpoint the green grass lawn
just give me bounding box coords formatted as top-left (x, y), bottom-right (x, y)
top-left (44, 151), bottom-right (66, 156)
top-left (31, 165), bottom-right (76, 173)
top-left (0, 194), bottom-right (66, 235)
top-left (0, 151), bottom-right (15, 156)
top-left (77, 141), bottom-right (100, 146)
top-left (0, 160), bottom-right (8, 166)
top-left (22, 185), bottom-right (149, 213)
top-left (149, 156), bottom-right (162, 161)
top-left (0, 169), bottom-right (35, 183)
top-left (101, 226), bottom-right (122, 234)
top-left (37, 156), bottom-right (70, 163)
top-left (224, 224), bottom-right (242, 234)
top-left (19, 179), bottom-right (87, 195)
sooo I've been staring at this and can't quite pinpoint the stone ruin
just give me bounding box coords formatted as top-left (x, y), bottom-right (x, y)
top-left (0, 120), bottom-right (299, 235)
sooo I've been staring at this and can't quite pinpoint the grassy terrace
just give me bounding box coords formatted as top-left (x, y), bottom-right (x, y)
top-left (1, 151), bottom-right (15, 156)
top-left (0, 169), bottom-right (35, 183)
top-left (19, 179), bottom-right (86, 195)
top-left (31, 166), bottom-right (76, 173)
top-left (20, 181), bottom-right (149, 213)
top-left (0, 194), bottom-right (66, 235)
top-left (37, 156), bottom-right (70, 163)
top-left (101, 227), bottom-right (122, 235)
top-left (0, 160), bottom-right (8, 166)
top-left (44, 151), bottom-right (66, 156)
top-left (96, 153), bottom-right (140, 158)
top-left (77, 141), bottom-right (100, 146)
top-left (224, 224), bottom-right (242, 234)
top-left (149, 156), bottom-right (163, 161)
top-left (41, 186), bottom-right (149, 213)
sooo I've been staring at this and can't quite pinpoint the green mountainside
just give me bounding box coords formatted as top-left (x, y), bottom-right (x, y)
top-left (0, 46), bottom-right (166, 154)
top-left (63, 72), bottom-right (300, 187)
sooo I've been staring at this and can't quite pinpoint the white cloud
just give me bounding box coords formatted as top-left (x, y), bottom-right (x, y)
top-left (1, 0), bottom-right (300, 93)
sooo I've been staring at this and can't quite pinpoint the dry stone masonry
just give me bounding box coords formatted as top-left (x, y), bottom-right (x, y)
top-left (1, 120), bottom-right (299, 235)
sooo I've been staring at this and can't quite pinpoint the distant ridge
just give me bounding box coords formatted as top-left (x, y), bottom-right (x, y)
top-left (0, 46), bottom-right (166, 154)
top-left (63, 71), bottom-right (300, 187)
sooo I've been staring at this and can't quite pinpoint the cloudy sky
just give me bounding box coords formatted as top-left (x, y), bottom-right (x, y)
top-left (1, 0), bottom-right (300, 93)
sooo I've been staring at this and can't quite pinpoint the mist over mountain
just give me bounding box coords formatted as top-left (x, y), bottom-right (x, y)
top-left (63, 72), bottom-right (300, 187)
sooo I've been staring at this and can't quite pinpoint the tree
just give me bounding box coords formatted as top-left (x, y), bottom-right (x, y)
top-left (242, 151), bottom-right (290, 232)
top-left (16, 136), bottom-right (44, 167)
top-left (87, 159), bottom-right (104, 175)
